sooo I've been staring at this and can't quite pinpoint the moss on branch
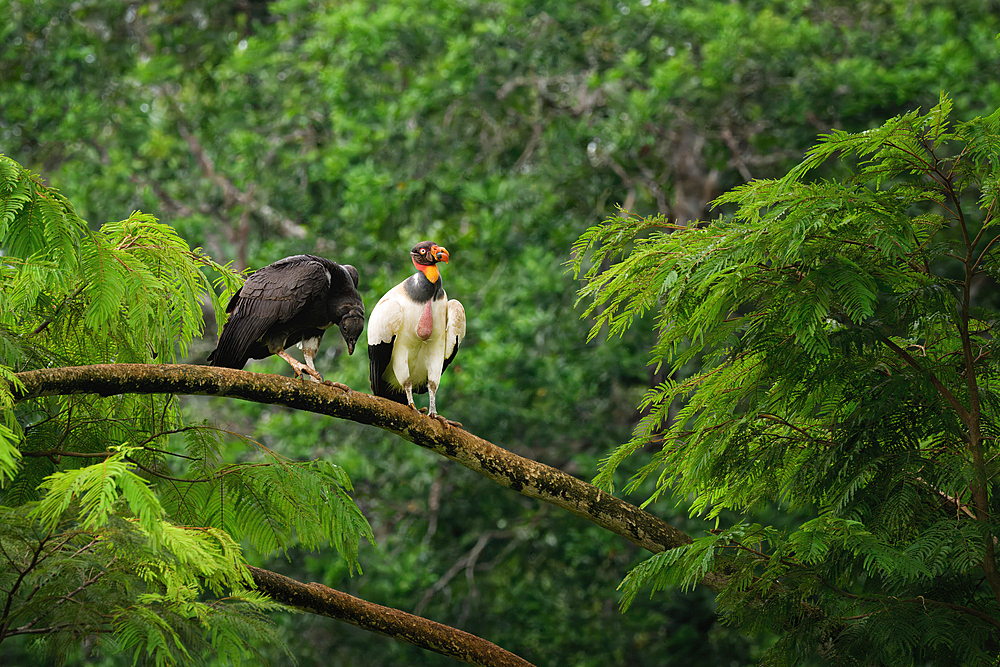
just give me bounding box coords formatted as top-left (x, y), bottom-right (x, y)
top-left (11, 364), bottom-right (693, 555)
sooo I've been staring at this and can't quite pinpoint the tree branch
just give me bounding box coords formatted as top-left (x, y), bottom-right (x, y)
top-left (10, 364), bottom-right (695, 558)
top-left (176, 125), bottom-right (307, 245)
top-left (2, 364), bottom-right (794, 656)
top-left (247, 566), bottom-right (535, 667)
top-left (877, 335), bottom-right (972, 427)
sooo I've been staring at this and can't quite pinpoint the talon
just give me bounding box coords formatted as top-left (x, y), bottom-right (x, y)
top-left (431, 414), bottom-right (462, 428)
top-left (417, 407), bottom-right (428, 414)
top-left (325, 381), bottom-right (350, 392)
top-left (292, 366), bottom-right (322, 382)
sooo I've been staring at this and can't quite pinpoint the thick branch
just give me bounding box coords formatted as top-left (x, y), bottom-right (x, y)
top-left (10, 364), bottom-right (694, 557)
top-left (247, 566), bottom-right (534, 667)
top-left (10, 364), bottom-right (710, 661)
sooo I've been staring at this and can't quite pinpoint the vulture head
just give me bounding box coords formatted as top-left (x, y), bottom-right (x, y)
top-left (410, 241), bottom-right (449, 283)
top-left (339, 312), bottom-right (365, 355)
top-left (338, 264), bottom-right (364, 355)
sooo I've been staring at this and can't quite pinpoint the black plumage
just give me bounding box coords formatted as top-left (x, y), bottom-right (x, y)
top-left (208, 254), bottom-right (365, 381)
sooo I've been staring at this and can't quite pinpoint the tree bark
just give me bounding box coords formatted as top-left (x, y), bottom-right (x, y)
top-left (11, 364), bottom-right (694, 555)
top-left (9, 364), bottom-right (726, 665)
top-left (247, 566), bottom-right (536, 667)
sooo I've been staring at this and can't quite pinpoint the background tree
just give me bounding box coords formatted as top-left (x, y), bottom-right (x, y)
top-left (0, 156), bottom-right (303, 664)
top-left (3, 0), bottom-right (1000, 664)
top-left (576, 97), bottom-right (1000, 664)
top-left (0, 155), bottom-right (704, 665)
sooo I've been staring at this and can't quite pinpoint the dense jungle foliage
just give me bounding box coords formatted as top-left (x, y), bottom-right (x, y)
top-left (2, 0), bottom-right (1000, 665)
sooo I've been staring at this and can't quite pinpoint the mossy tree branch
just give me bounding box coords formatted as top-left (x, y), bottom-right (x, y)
top-left (11, 364), bottom-right (694, 556)
top-left (247, 566), bottom-right (536, 667)
top-left (8, 363), bottom-right (713, 665)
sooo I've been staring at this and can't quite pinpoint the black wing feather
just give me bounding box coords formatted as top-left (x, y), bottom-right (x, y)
top-left (442, 335), bottom-right (461, 375)
top-left (368, 339), bottom-right (409, 404)
top-left (209, 256), bottom-right (334, 369)
top-left (209, 298), bottom-right (289, 368)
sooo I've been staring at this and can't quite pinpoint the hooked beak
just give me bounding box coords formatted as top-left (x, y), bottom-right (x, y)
top-left (432, 245), bottom-right (450, 263)
top-left (341, 314), bottom-right (364, 355)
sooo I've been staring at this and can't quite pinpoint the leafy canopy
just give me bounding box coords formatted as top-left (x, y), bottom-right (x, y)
top-left (574, 96), bottom-right (1000, 665)
top-left (0, 156), bottom-right (373, 665)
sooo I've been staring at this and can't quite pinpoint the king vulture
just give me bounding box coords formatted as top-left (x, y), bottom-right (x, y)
top-left (208, 254), bottom-right (365, 383)
top-left (368, 241), bottom-right (466, 423)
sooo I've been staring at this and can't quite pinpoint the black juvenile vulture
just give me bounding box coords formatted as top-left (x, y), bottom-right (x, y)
top-left (367, 241), bottom-right (465, 423)
top-left (208, 254), bottom-right (365, 382)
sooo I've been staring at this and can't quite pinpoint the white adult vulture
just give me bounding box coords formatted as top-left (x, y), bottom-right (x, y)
top-left (368, 241), bottom-right (466, 424)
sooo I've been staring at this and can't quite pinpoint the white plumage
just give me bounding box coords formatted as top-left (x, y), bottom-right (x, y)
top-left (368, 241), bottom-right (466, 422)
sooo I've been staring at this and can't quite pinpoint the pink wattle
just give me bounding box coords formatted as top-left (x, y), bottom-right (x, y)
top-left (416, 300), bottom-right (434, 341)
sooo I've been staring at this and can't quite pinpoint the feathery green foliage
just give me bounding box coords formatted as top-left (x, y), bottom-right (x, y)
top-left (575, 96), bottom-right (1000, 664)
top-left (158, 428), bottom-right (374, 572)
top-left (0, 157), bottom-right (371, 664)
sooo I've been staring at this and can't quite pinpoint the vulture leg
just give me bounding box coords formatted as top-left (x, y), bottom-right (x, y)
top-left (436, 415), bottom-right (463, 428)
top-left (277, 349), bottom-right (322, 382)
top-left (391, 348), bottom-right (418, 409)
top-left (301, 337), bottom-right (324, 381)
top-left (427, 380), bottom-right (439, 418)
top-left (300, 336), bottom-right (348, 390)
top-left (426, 382), bottom-right (462, 428)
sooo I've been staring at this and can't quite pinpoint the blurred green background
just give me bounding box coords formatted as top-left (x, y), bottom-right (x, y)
top-left (4, 0), bottom-right (999, 663)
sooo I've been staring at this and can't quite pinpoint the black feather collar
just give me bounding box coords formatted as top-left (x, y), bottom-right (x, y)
top-left (404, 271), bottom-right (444, 303)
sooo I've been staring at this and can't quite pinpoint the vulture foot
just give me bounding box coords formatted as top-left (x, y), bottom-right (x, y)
top-left (278, 350), bottom-right (323, 382)
top-left (300, 368), bottom-right (323, 382)
top-left (431, 414), bottom-right (462, 428)
top-left (323, 380), bottom-right (351, 392)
